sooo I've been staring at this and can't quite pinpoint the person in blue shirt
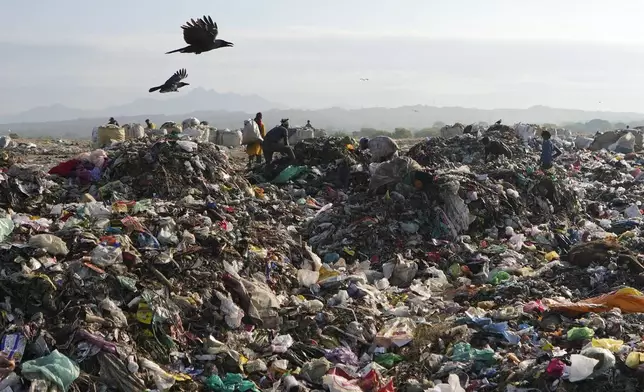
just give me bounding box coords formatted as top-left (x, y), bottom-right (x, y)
top-left (539, 130), bottom-right (562, 170)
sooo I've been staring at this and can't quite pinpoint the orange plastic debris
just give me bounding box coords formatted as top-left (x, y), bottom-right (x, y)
top-left (548, 287), bottom-right (644, 315)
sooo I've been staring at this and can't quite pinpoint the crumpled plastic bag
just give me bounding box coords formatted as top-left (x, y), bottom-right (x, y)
top-left (205, 373), bottom-right (258, 392)
top-left (429, 374), bottom-right (466, 392)
top-left (375, 317), bottom-right (416, 348)
top-left (0, 218), bottom-right (14, 242)
top-left (369, 156), bottom-right (422, 191)
top-left (272, 165), bottom-right (309, 184)
top-left (28, 234), bottom-right (69, 256)
top-left (21, 350), bottom-right (79, 391)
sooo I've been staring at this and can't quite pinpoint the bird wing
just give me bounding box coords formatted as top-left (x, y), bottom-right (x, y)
top-left (181, 15), bottom-right (218, 46)
top-left (165, 68), bottom-right (188, 85)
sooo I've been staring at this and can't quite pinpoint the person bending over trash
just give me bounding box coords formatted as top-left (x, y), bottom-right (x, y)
top-left (108, 117), bottom-right (119, 126)
top-left (481, 136), bottom-right (512, 162)
top-left (539, 130), bottom-right (562, 170)
top-left (359, 135), bottom-right (399, 163)
top-left (263, 118), bottom-right (296, 164)
top-left (246, 112), bottom-right (266, 167)
top-left (145, 119), bottom-right (156, 129)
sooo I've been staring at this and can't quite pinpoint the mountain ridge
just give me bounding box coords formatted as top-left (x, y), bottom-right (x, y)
top-left (0, 88), bottom-right (285, 123)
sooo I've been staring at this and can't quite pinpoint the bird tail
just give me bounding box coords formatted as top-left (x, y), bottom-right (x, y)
top-left (165, 46), bottom-right (188, 54)
top-left (149, 85), bottom-right (162, 93)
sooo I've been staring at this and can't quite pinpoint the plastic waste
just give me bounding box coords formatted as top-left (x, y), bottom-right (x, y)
top-left (91, 244), bottom-right (123, 267)
top-left (626, 351), bottom-right (644, 369)
top-left (591, 338), bottom-right (624, 353)
top-left (567, 327), bottom-right (594, 341)
top-left (205, 373), bottom-right (258, 392)
top-left (568, 354), bottom-right (599, 382)
top-left (0, 218), bottom-right (14, 242)
top-left (21, 350), bottom-right (80, 391)
top-left (272, 165), bottom-right (309, 184)
top-left (375, 317), bottom-right (416, 348)
top-left (428, 374), bottom-right (466, 392)
top-left (549, 287), bottom-right (644, 315)
top-left (139, 358), bottom-right (175, 390)
top-left (28, 234), bottom-right (69, 256)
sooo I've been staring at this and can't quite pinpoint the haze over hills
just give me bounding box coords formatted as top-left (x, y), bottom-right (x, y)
top-left (2, 89), bottom-right (644, 138)
top-left (0, 88), bottom-right (285, 124)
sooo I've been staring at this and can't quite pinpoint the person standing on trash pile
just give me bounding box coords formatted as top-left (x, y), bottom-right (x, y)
top-left (108, 117), bottom-right (119, 126)
top-left (481, 136), bottom-right (512, 162)
top-left (359, 135), bottom-right (399, 163)
top-left (305, 120), bottom-right (313, 129)
top-left (263, 118), bottom-right (296, 164)
top-left (145, 119), bottom-right (156, 129)
top-left (539, 130), bottom-right (562, 170)
top-left (246, 112), bottom-right (266, 167)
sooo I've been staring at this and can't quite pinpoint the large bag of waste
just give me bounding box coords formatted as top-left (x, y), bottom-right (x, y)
top-left (590, 131), bottom-right (621, 151)
top-left (289, 128), bottom-right (315, 144)
top-left (97, 125), bottom-right (125, 147)
top-left (515, 123), bottom-right (535, 142)
top-left (207, 127), bottom-right (219, 143)
top-left (182, 117), bottom-right (200, 130)
top-left (215, 129), bottom-right (243, 147)
top-left (0, 135), bottom-right (11, 149)
top-left (440, 123), bottom-right (464, 139)
top-left (369, 156), bottom-right (423, 191)
top-left (575, 135), bottom-right (593, 149)
top-left (369, 136), bottom-right (399, 162)
top-left (124, 123), bottom-right (145, 140)
top-left (160, 121), bottom-right (182, 134)
top-left (241, 119), bottom-right (262, 144)
top-left (183, 127), bottom-right (209, 143)
top-left (613, 132), bottom-right (636, 153)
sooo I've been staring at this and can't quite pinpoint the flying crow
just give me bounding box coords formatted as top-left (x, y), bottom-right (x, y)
top-left (149, 69), bottom-right (189, 93)
top-left (166, 16), bottom-right (234, 55)
top-left (360, 78), bottom-right (369, 81)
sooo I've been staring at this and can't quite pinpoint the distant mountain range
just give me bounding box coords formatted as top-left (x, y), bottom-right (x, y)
top-left (2, 90), bottom-right (644, 138)
top-left (0, 88), bottom-right (285, 124)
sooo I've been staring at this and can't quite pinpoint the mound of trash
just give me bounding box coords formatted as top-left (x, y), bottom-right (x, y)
top-left (101, 139), bottom-right (235, 199)
top-left (5, 126), bottom-right (644, 391)
top-left (407, 124), bottom-right (527, 167)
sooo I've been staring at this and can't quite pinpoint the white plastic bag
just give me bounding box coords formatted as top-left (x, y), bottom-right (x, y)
top-left (241, 119), bottom-right (262, 144)
top-left (288, 128), bottom-right (315, 144)
top-left (615, 132), bottom-right (636, 152)
top-left (181, 117), bottom-right (200, 130)
top-left (28, 234), bottom-right (69, 256)
top-left (216, 129), bottom-right (243, 147)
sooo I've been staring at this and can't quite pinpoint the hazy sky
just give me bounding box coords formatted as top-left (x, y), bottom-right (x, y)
top-left (3, 0), bottom-right (644, 115)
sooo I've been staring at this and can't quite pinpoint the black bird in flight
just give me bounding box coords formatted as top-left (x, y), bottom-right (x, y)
top-left (149, 69), bottom-right (189, 93)
top-left (166, 16), bottom-right (234, 54)
top-left (360, 78), bottom-right (369, 81)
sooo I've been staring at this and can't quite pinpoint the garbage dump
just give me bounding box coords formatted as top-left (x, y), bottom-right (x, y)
top-left (4, 123), bottom-right (644, 391)
top-left (589, 129), bottom-right (644, 153)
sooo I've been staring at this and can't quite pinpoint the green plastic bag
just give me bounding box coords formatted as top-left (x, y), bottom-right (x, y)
top-left (205, 373), bottom-right (258, 392)
top-left (272, 165), bottom-right (308, 184)
top-left (21, 350), bottom-right (80, 391)
top-left (567, 327), bottom-right (595, 341)
top-left (489, 271), bottom-right (511, 285)
top-left (374, 353), bottom-right (403, 368)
